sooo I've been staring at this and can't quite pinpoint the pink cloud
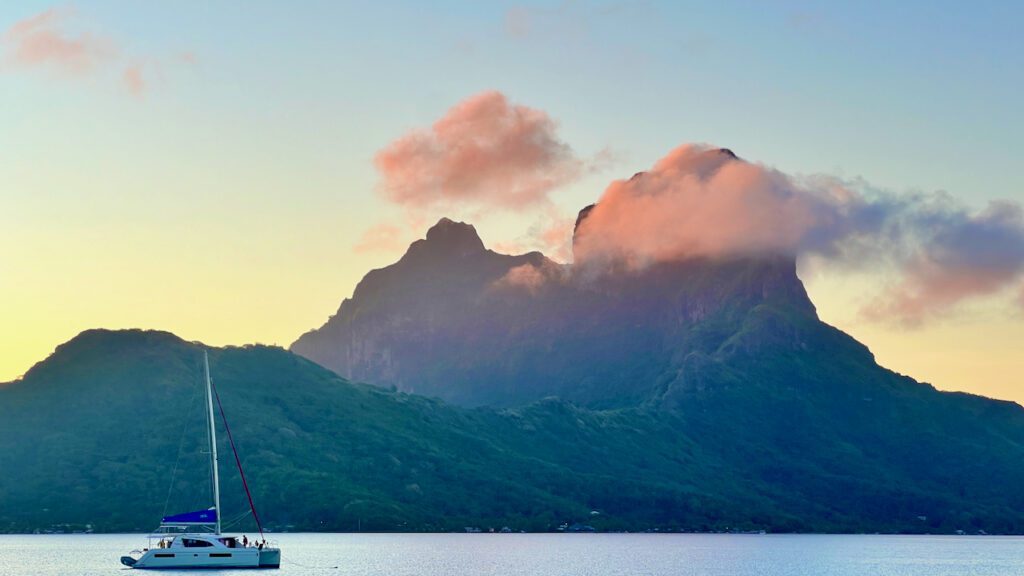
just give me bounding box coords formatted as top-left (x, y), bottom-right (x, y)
top-left (3, 7), bottom-right (193, 96)
top-left (861, 201), bottom-right (1024, 326)
top-left (487, 210), bottom-right (575, 262)
top-left (492, 261), bottom-right (568, 295)
top-left (374, 90), bottom-right (585, 213)
top-left (539, 219), bottom-right (572, 258)
top-left (2, 7), bottom-right (116, 75)
top-left (493, 263), bottom-right (547, 294)
top-left (353, 223), bottom-right (409, 255)
top-left (493, 240), bottom-right (527, 254)
top-left (528, 212), bottom-right (575, 262)
top-left (121, 61), bottom-right (145, 96)
top-left (503, 7), bottom-right (532, 38)
top-left (572, 143), bottom-right (1024, 325)
top-left (573, 145), bottom-right (863, 269)
top-left (864, 258), bottom-right (1016, 327)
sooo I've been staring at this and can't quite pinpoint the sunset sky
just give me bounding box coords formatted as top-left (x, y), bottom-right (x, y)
top-left (2, 2), bottom-right (1022, 403)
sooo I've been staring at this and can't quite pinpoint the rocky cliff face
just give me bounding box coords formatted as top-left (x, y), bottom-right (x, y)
top-left (291, 211), bottom-right (844, 408)
top-left (291, 218), bottom-right (554, 403)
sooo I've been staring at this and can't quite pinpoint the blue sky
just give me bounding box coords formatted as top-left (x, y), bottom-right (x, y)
top-left (2, 1), bottom-right (1022, 400)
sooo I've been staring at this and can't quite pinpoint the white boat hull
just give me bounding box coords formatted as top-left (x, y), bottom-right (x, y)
top-left (258, 548), bottom-right (282, 568)
top-left (134, 548), bottom-right (260, 569)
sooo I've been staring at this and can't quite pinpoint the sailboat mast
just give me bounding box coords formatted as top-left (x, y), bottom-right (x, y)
top-left (204, 351), bottom-right (222, 535)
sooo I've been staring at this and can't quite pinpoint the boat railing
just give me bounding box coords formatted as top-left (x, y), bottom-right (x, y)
top-left (244, 538), bottom-right (279, 549)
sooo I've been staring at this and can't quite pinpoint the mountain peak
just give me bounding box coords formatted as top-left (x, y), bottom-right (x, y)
top-left (572, 203), bottom-right (597, 255)
top-left (407, 217), bottom-right (486, 259)
top-left (10, 329), bottom-right (193, 387)
top-left (715, 147), bottom-right (738, 159)
top-left (426, 217), bottom-right (481, 241)
top-left (59, 328), bottom-right (191, 354)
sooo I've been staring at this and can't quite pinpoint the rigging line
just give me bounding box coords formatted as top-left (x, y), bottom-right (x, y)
top-left (220, 509), bottom-right (252, 531)
top-left (210, 374), bottom-right (266, 540)
top-left (162, 367), bottom-right (202, 518)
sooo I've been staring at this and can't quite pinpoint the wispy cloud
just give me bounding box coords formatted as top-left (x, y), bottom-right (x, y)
top-left (2, 7), bottom-right (115, 75)
top-left (861, 200), bottom-right (1024, 326)
top-left (501, 2), bottom-right (646, 42)
top-left (353, 223), bottom-right (410, 255)
top-left (503, 6), bottom-right (532, 39)
top-left (1, 6), bottom-right (192, 97)
top-left (492, 260), bottom-right (570, 294)
top-left (121, 60), bottom-right (145, 96)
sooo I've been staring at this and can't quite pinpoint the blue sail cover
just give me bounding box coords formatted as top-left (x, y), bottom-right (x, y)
top-left (161, 508), bottom-right (217, 525)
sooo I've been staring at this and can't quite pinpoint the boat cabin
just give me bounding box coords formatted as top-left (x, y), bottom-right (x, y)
top-left (150, 535), bottom-right (244, 550)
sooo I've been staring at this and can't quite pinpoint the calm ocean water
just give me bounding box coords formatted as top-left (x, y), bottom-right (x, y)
top-left (1, 533), bottom-right (1022, 576)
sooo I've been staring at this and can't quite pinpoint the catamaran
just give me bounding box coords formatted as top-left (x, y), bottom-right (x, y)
top-left (120, 351), bottom-right (281, 569)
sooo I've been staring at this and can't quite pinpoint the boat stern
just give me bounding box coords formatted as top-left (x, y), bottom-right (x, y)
top-left (258, 548), bottom-right (281, 569)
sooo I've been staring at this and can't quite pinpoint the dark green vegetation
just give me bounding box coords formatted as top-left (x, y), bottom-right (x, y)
top-left (0, 329), bottom-right (832, 534)
top-left (5, 217), bottom-right (1024, 534)
top-left (3, 322), bottom-right (1024, 533)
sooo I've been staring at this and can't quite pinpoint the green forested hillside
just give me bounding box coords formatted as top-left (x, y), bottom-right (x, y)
top-left (2, 328), bottom-right (1024, 534)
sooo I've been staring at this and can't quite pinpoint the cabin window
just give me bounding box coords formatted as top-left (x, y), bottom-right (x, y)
top-left (182, 538), bottom-right (214, 548)
top-left (154, 553), bottom-right (175, 558)
top-left (210, 553), bottom-right (232, 558)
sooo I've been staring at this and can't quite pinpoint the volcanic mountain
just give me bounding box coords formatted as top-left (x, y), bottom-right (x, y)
top-left (292, 213), bottom-right (840, 409)
top-left (285, 205), bottom-right (1024, 534)
top-left (5, 164), bottom-right (1024, 533)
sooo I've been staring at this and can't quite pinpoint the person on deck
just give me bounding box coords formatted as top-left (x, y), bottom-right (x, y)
top-left (242, 535), bottom-right (248, 548)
